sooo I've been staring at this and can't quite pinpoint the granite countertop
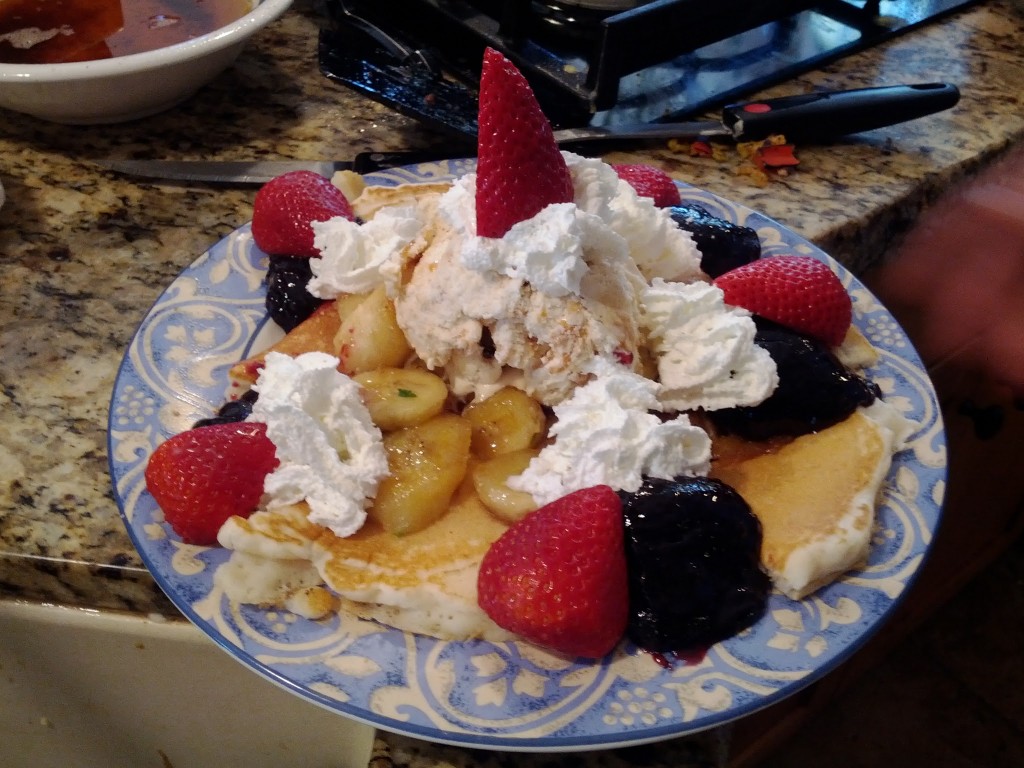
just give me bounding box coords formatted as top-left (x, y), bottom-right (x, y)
top-left (1, 0), bottom-right (1022, 765)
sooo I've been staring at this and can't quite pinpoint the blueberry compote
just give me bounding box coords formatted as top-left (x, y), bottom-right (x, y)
top-left (620, 477), bottom-right (771, 654)
top-left (192, 389), bottom-right (259, 430)
top-left (708, 320), bottom-right (879, 440)
top-left (667, 204), bottom-right (760, 278)
top-left (266, 255), bottom-right (324, 332)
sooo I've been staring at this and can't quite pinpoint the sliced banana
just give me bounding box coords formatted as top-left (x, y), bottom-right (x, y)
top-left (354, 367), bottom-right (448, 431)
top-left (370, 413), bottom-right (472, 535)
top-left (471, 447), bottom-right (541, 524)
top-left (463, 386), bottom-right (547, 459)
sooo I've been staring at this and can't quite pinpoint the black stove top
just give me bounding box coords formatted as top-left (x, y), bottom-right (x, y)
top-left (318, 0), bottom-right (977, 140)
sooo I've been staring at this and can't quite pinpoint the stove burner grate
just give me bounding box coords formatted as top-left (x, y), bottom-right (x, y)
top-left (319, 0), bottom-right (977, 136)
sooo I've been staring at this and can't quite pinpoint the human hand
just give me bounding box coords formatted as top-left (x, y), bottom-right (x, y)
top-left (867, 145), bottom-right (1024, 396)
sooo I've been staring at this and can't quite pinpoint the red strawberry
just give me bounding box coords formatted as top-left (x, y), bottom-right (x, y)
top-left (144, 422), bottom-right (279, 545)
top-left (251, 171), bottom-right (354, 257)
top-left (477, 485), bottom-right (628, 658)
top-left (714, 255), bottom-right (852, 347)
top-left (612, 163), bottom-right (682, 207)
top-left (475, 47), bottom-right (574, 238)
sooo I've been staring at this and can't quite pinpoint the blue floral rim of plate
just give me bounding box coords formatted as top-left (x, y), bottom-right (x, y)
top-left (108, 159), bottom-right (947, 752)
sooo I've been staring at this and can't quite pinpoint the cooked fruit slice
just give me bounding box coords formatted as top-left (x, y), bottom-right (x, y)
top-left (354, 367), bottom-right (448, 431)
top-left (329, 170), bottom-right (366, 204)
top-left (470, 447), bottom-right (540, 523)
top-left (334, 289), bottom-right (371, 328)
top-left (229, 300), bottom-right (342, 385)
top-left (463, 386), bottom-right (547, 459)
top-left (335, 285), bottom-right (412, 375)
top-left (370, 413), bottom-right (473, 535)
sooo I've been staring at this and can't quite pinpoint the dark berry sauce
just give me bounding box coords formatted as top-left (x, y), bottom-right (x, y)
top-left (620, 477), bottom-right (771, 654)
top-left (668, 204), bottom-right (761, 278)
top-left (649, 647), bottom-right (708, 669)
top-left (266, 255), bottom-right (324, 332)
top-left (708, 320), bottom-right (879, 440)
top-left (192, 389), bottom-right (259, 430)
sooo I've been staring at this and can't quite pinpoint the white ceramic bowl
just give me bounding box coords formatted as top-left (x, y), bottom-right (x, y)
top-left (0, 0), bottom-right (293, 124)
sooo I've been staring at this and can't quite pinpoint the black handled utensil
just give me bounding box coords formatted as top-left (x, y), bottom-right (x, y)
top-left (556, 83), bottom-right (960, 144)
top-left (98, 82), bottom-right (960, 184)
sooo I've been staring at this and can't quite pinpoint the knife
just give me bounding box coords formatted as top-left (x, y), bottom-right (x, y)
top-left (99, 83), bottom-right (959, 184)
top-left (97, 152), bottom-right (458, 185)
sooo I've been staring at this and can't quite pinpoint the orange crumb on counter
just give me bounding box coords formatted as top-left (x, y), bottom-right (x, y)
top-left (668, 134), bottom-right (797, 185)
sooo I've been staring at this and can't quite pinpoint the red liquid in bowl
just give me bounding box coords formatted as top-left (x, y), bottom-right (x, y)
top-left (0, 0), bottom-right (254, 64)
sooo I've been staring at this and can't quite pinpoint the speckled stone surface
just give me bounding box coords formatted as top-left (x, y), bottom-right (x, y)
top-left (369, 730), bottom-right (728, 768)
top-left (1, 1), bottom-right (1023, 765)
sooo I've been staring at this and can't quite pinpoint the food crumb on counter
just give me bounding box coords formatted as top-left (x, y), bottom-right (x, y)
top-left (668, 134), bottom-right (798, 186)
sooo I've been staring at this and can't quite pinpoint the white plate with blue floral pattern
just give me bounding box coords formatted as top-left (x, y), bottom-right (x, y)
top-left (108, 159), bottom-right (947, 751)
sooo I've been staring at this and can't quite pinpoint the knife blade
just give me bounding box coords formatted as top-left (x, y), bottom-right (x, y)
top-left (96, 153), bottom-right (446, 185)
top-left (99, 83), bottom-right (959, 184)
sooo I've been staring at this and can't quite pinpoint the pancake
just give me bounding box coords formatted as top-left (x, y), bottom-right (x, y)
top-left (214, 503), bottom-right (336, 617)
top-left (216, 467), bottom-right (514, 640)
top-left (346, 180), bottom-right (451, 223)
top-left (212, 173), bottom-right (911, 641)
top-left (835, 324), bottom-right (880, 370)
top-left (216, 485), bottom-right (513, 637)
top-left (710, 399), bottom-right (910, 599)
top-left (219, 395), bottom-right (907, 634)
top-left (311, 480), bottom-right (513, 641)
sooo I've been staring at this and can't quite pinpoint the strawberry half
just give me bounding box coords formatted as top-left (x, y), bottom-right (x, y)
top-left (144, 421), bottom-right (279, 545)
top-left (475, 47), bottom-right (574, 238)
top-left (251, 170), bottom-right (354, 257)
top-left (477, 485), bottom-right (628, 658)
top-left (714, 254), bottom-right (852, 347)
top-left (612, 163), bottom-right (682, 207)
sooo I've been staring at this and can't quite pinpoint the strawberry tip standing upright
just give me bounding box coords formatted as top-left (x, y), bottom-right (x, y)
top-left (475, 47), bottom-right (574, 239)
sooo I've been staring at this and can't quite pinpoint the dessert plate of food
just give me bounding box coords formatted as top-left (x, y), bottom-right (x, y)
top-left (108, 50), bottom-right (946, 751)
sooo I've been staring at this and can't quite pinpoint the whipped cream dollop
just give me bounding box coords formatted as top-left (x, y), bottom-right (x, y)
top-left (508, 358), bottom-right (712, 506)
top-left (248, 351), bottom-right (388, 537)
top-left (392, 171), bottom-right (649, 405)
top-left (308, 205), bottom-right (424, 297)
top-left (460, 202), bottom-right (590, 298)
top-left (457, 153), bottom-right (704, 293)
top-left (566, 154), bottom-right (705, 284)
top-left (642, 279), bottom-right (778, 412)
